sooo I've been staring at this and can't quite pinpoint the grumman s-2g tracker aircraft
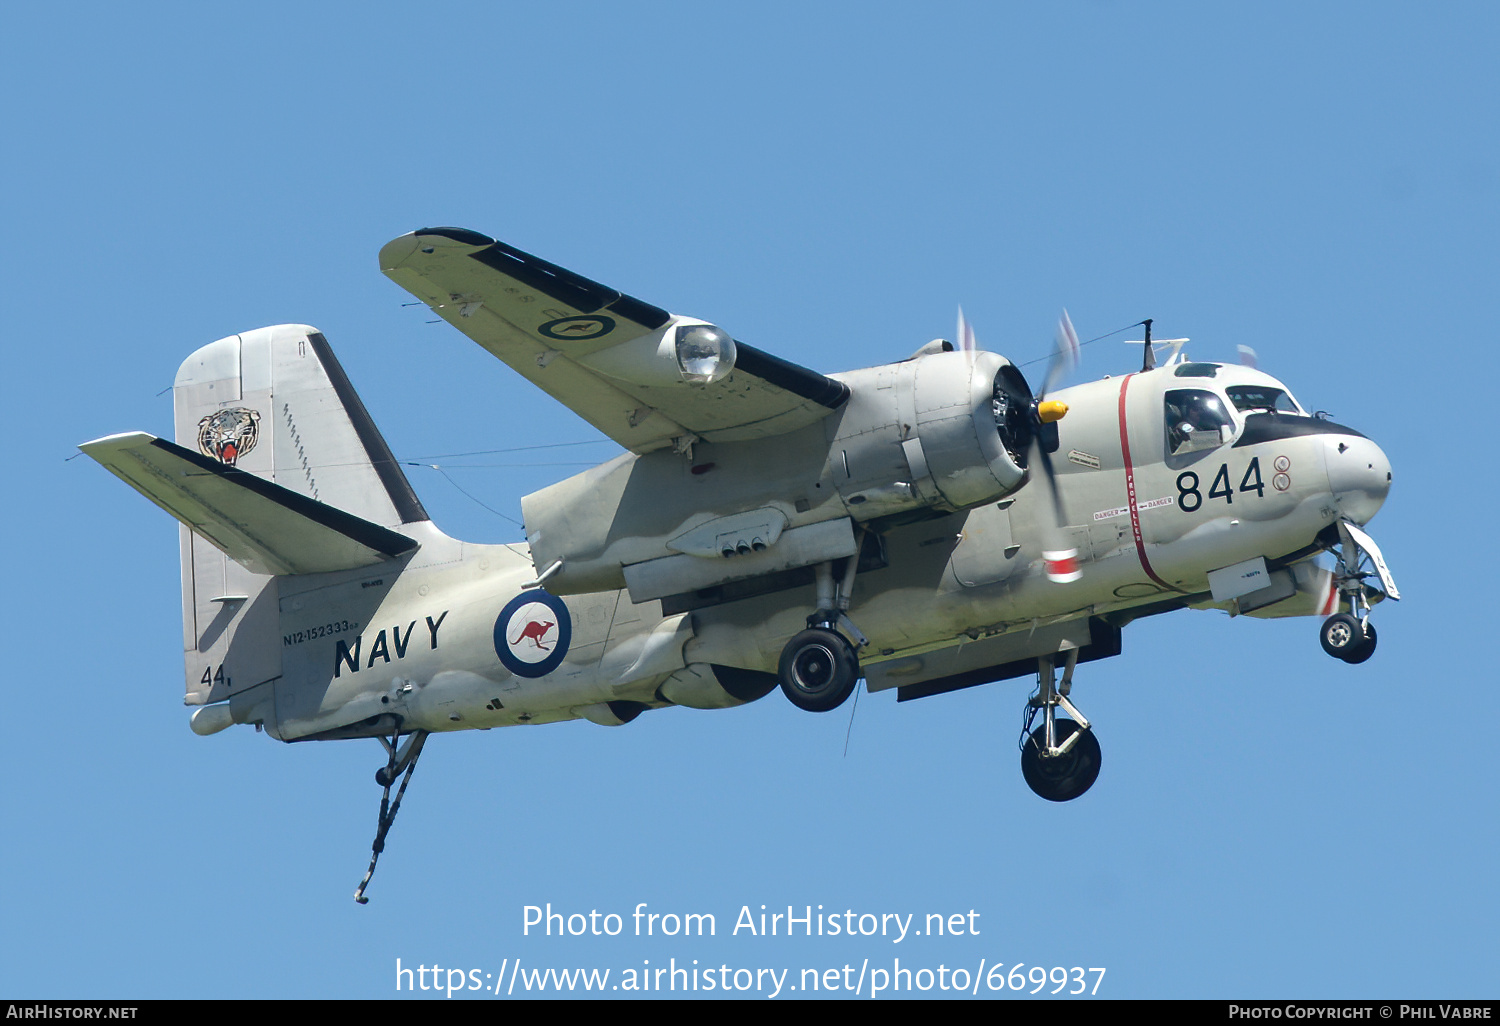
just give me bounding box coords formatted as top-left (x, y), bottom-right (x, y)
top-left (81, 227), bottom-right (1398, 902)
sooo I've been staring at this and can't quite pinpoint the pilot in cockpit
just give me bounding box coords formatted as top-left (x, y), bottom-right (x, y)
top-left (1166, 390), bottom-right (1234, 454)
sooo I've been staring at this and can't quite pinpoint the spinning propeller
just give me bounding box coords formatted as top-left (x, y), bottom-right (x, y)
top-left (1034, 311), bottom-right (1081, 583)
top-left (960, 308), bottom-right (1081, 584)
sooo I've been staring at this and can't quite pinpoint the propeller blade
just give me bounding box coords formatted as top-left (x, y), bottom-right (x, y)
top-left (1034, 442), bottom-right (1068, 526)
top-left (1017, 309), bottom-right (1080, 583)
top-left (1044, 546), bottom-right (1082, 584)
top-left (1041, 309), bottom-right (1080, 398)
top-left (1030, 440), bottom-right (1080, 584)
top-left (956, 306), bottom-right (977, 354)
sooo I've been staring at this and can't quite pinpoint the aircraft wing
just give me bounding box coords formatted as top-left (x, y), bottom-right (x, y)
top-left (379, 228), bottom-right (849, 454)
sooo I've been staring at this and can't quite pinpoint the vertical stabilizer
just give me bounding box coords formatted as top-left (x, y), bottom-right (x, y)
top-left (173, 324), bottom-right (427, 526)
top-left (170, 324), bottom-right (426, 708)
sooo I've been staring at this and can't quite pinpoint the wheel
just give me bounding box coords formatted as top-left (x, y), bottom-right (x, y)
top-left (1020, 720), bottom-right (1101, 802)
top-left (778, 628), bottom-right (859, 712)
top-left (1320, 613), bottom-right (1370, 661)
top-left (1339, 620), bottom-right (1377, 664)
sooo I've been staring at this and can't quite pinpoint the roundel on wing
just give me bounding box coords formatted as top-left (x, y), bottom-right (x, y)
top-left (537, 315), bottom-right (615, 341)
top-left (494, 590), bottom-right (572, 678)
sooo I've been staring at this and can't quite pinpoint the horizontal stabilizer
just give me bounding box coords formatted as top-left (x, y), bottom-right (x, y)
top-left (80, 432), bottom-right (419, 576)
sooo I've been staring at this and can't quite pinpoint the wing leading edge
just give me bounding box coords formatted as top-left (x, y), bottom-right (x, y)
top-left (379, 228), bottom-right (848, 454)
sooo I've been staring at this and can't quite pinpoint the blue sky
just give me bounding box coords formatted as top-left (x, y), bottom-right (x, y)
top-left (3, 1), bottom-right (1495, 1000)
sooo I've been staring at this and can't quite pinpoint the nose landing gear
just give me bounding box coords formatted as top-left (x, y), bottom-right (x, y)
top-left (1018, 650), bottom-right (1101, 802)
top-left (1320, 612), bottom-right (1376, 664)
top-left (1320, 520), bottom-right (1397, 664)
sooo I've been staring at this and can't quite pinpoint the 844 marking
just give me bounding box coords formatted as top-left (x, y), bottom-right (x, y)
top-left (1176, 457), bottom-right (1267, 513)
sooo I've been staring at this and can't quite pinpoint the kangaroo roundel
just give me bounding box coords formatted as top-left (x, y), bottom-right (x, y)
top-left (494, 591), bottom-right (572, 678)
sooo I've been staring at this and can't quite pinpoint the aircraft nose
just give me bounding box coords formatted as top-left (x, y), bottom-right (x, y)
top-left (1324, 435), bottom-right (1391, 525)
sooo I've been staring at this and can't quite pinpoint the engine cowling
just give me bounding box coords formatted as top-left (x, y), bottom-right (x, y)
top-left (828, 349), bottom-right (1030, 519)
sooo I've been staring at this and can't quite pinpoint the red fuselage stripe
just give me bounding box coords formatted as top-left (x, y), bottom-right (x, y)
top-left (1117, 374), bottom-right (1179, 592)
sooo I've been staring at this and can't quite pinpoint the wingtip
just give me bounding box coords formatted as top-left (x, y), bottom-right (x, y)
top-left (380, 227), bottom-right (496, 271)
top-left (412, 227), bottom-right (496, 247)
top-left (78, 431), bottom-right (158, 456)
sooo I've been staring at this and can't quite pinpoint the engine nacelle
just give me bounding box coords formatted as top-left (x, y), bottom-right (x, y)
top-left (655, 664), bottom-right (779, 709)
top-left (828, 349), bottom-right (1030, 519)
top-left (573, 701), bottom-right (652, 726)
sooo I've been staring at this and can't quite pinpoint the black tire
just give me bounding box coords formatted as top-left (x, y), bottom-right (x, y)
top-left (1320, 613), bottom-right (1366, 660)
top-left (1339, 620), bottom-right (1377, 664)
top-left (1020, 720), bottom-right (1101, 802)
top-left (778, 628), bottom-right (859, 712)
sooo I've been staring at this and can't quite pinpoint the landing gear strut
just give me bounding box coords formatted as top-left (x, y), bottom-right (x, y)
top-left (778, 549), bottom-right (865, 712)
top-left (353, 728), bottom-right (428, 905)
top-left (1321, 521), bottom-right (1389, 664)
top-left (1019, 650), bottom-right (1101, 802)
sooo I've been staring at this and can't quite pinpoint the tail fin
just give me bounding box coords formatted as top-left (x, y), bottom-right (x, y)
top-left (173, 324), bottom-right (427, 526)
top-left (85, 324), bottom-right (427, 709)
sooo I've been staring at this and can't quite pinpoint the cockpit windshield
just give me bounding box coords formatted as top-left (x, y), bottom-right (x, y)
top-left (1165, 389), bottom-right (1236, 455)
top-left (1226, 385), bottom-right (1300, 415)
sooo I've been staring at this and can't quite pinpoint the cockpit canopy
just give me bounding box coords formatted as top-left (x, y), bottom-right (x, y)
top-left (1165, 389), bottom-right (1236, 454)
top-left (1163, 365), bottom-right (1309, 456)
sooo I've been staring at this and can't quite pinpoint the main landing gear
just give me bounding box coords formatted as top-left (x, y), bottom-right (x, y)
top-left (778, 552), bottom-right (866, 712)
top-left (1018, 650), bottom-right (1101, 802)
top-left (1320, 521), bottom-right (1389, 665)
